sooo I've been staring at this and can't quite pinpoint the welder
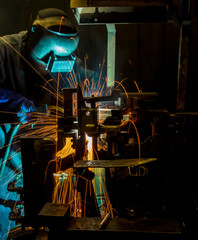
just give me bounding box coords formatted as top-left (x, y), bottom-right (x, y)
top-left (0, 8), bottom-right (99, 238)
top-left (0, 8), bottom-right (98, 106)
top-left (0, 7), bottom-right (99, 170)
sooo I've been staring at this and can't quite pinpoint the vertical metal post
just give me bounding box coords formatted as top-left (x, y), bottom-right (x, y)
top-left (176, 0), bottom-right (192, 111)
top-left (106, 24), bottom-right (116, 88)
top-left (176, 25), bottom-right (189, 111)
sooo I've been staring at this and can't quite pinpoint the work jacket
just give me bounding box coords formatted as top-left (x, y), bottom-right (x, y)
top-left (0, 30), bottom-right (99, 115)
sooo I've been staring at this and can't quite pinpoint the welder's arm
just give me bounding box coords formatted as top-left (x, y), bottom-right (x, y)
top-left (0, 88), bottom-right (35, 124)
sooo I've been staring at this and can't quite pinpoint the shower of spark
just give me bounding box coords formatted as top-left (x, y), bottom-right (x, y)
top-left (0, 72), bottom-right (130, 221)
top-left (19, 56), bottom-right (117, 217)
top-left (0, 21), bottom-right (142, 240)
top-left (0, 32), bottom-right (142, 231)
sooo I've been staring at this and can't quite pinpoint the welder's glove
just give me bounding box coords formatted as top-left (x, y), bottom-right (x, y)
top-left (0, 88), bottom-right (36, 124)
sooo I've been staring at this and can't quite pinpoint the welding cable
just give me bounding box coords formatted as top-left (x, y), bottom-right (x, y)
top-left (0, 124), bottom-right (21, 178)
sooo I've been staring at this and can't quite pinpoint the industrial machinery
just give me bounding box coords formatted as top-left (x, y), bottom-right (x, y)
top-left (7, 83), bottom-right (198, 240)
top-left (7, 0), bottom-right (198, 239)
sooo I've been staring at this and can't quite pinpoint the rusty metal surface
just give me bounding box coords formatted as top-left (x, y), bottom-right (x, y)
top-left (39, 203), bottom-right (69, 217)
top-left (74, 158), bottom-right (157, 168)
top-left (71, 0), bottom-right (170, 8)
top-left (71, 1), bottom-right (181, 25)
top-left (66, 217), bottom-right (181, 234)
top-left (71, 0), bottom-right (181, 8)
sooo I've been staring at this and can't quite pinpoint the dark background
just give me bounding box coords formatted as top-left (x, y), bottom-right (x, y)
top-left (0, 1), bottom-right (198, 238)
top-left (0, 0), bottom-right (197, 112)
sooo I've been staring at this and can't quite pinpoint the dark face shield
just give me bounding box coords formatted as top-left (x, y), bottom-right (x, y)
top-left (30, 23), bottom-right (79, 73)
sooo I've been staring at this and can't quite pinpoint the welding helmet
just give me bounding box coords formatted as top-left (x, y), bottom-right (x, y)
top-left (30, 8), bottom-right (79, 73)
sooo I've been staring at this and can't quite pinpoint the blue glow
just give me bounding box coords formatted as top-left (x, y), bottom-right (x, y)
top-left (46, 55), bottom-right (76, 73)
top-left (0, 95), bottom-right (9, 103)
top-left (31, 29), bottom-right (79, 62)
top-left (17, 103), bottom-right (34, 124)
top-left (51, 60), bottom-right (75, 73)
top-left (54, 46), bottom-right (69, 55)
top-left (0, 127), bottom-right (5, 147)
top-left (94, 168), bottom-right (106, 213)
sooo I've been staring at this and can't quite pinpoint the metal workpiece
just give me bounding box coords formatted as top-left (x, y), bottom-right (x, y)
top-left (74, 158), bottom-right (157, 168)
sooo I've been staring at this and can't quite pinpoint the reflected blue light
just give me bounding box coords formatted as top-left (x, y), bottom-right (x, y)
top-left (46, 54), bottom-right (75, 73)
top-left (17, 103), bottom-right (34, 124)
top-left (0, 95), bottom-right (9, 103)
